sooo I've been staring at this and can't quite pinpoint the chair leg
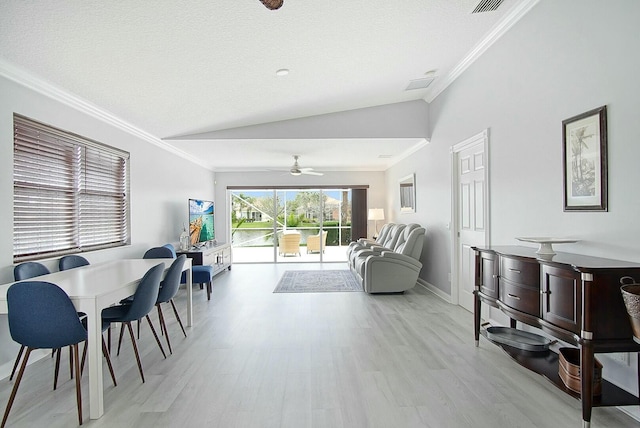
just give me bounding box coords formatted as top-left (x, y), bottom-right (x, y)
top-left (69, 345), bottom-right (74, 380)
top-left (145, 315), bottom-right (167, 358)
top-left (125, 322), bottom-right (145, 383)
top-left (206, 281), bottom-right (212, 301)
top-left (72, 343), bottom-right (82, 426)
top-left (8, 345), bottom-right (25, 381)
top-left (53, 348), bottom-right (61, 390)
top-left (1, 347), bottom-right (32, 428)
top-left (117, 323), bottom-right (126, 356)
top-left (101, 336), bottom-right (117, 387)
top-left (169, 299), bottom-right (187, 338)
top-left (157, 304), bottom-right (172, 354)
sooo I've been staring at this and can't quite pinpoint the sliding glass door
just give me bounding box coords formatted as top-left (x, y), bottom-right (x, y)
top-left (230, 188), bottom-right (352, 263)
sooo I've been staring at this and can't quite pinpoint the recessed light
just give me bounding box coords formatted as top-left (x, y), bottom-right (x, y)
top-left (276, 68), bottom-right (289, 76)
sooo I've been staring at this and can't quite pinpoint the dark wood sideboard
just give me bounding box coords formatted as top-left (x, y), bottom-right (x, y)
top-left (473, 246), bottom-right (640, 427)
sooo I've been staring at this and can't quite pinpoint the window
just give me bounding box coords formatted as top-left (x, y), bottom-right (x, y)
top-left (13, 114), bottom-right (130, 262)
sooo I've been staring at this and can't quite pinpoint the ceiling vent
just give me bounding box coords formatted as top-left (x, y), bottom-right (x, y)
top-left (471, 0), bottom-right (504, 13)
top-left (405, 77), bottom-right (434, 91)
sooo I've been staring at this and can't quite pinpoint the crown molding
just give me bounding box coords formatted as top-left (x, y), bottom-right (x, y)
top-left (0, 58), bottom-right (213, 170)
top-left (424, 0), bottom-right (540, 103)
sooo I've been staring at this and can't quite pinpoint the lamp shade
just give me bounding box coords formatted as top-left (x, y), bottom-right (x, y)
top-left (368, 208), bottom-right (385, 221)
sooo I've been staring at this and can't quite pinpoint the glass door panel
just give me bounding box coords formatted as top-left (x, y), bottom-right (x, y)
top-left (231, 188), bottom-right (351, 264)
top-left (230, 190), bottom-right (277, 262)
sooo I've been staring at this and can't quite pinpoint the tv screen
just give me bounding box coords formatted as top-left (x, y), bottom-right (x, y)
top-left (189, 199), bottom-right (215, 245)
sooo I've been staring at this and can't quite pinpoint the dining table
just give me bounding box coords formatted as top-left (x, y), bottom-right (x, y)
top-left (0, 257), bottom-right (193, 420)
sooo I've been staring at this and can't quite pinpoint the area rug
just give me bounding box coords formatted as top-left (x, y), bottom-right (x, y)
top-left (273, 270), bottom-right (363, 293)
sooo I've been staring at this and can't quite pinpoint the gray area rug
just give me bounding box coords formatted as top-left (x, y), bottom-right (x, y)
top-left (273, 270), bottom-right (363, 293)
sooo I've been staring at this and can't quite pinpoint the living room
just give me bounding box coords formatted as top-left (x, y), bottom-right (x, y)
top-left (1, 0), bottom-right (640, 426)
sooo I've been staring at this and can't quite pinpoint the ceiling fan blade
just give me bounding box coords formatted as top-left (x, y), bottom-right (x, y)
top-left (301, 170), bottom-right (324, 176)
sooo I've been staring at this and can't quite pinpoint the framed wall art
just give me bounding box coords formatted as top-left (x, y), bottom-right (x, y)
top-left (562, 105), bottom-right (608, 211)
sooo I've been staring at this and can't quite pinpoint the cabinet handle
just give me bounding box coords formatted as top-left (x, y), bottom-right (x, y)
top-left (540, 290), bottom-right (550, 295)
top-left (493, 274), bottom-right (498, 279)
top-left (507, 293), bottom-right (521, 300)
top-left (508, 268), bottom-right (521, 273)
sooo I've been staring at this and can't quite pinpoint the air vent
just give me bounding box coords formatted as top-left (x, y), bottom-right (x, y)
top-left (405, 77), bottom-right (434, 91)
top-left (471, 0), bottom-right (504, 13)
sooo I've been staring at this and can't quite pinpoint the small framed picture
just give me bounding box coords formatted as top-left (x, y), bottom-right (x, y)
top-left (562, 105), bottom-right (608, 211)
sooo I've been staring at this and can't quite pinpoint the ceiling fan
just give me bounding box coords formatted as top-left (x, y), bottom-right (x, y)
top-left (290, 155), bottom-right (323, 176)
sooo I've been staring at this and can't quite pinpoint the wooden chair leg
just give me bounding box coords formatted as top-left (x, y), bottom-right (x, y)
top-left (157, 304), bottom-right (172, 354)
top-left (169, 299), bottom-right (187, 338)
top-left (117, 323), bottom-right (126, 356)
top-left (69, 345), bottom-right (74, 380)
top-left (1, 347), bottom-right (32, 428)
top-left (72, 344), bottom-right (82, 425)
top-left (102, 336), bottom-right (117, 387)
top-left (145, 315), bottom-right (167, 358)
top-left (125, 322), bottom-right (145, 383)
top-left (53, 348), bottom-right (61, 390)
top-left (8, 345), bottom-right (25, 381)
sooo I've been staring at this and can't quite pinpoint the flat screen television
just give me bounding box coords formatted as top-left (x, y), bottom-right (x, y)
top-left (189, 199), bottom-right (215, 246)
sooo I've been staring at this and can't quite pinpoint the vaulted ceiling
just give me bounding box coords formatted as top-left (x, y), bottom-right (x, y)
top-left (0, 0), bottom-right (537, 171)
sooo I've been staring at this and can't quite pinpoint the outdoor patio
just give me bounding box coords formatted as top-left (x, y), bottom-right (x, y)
top-left (232, 243), bottom-right (349, 264)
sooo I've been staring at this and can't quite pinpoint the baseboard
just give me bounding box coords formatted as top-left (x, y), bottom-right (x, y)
top-left (417, 278), bottom-right (452, 303)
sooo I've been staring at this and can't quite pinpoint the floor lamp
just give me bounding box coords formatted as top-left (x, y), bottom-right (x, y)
top-left (368, 208), bottom-right (385, 239)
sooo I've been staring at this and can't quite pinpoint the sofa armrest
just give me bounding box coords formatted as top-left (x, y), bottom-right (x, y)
top-left (378, 251), bottom-right (422, 268)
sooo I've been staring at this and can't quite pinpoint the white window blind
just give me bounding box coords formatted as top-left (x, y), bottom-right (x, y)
top-left (13, 114), bottom-right (130, 262)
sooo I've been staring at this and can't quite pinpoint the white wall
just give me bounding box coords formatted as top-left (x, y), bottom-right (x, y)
top-left (388, 0), bottom-right (640, 395)
top-left (0, 74), bottom-right (215, 376)
top-left (213, 170), bottom-right (386, 243)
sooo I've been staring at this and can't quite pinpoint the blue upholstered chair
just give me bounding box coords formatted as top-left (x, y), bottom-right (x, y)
top-left (10, 262), bottom-right (53, 382)
top-left (143, 246), bottom-right (174, 259)
top-left (163, 243), bottom-right (214, 301)
top-left (102, 263), bottom-right (165, 383)
top-left (59, 255), bottom-right (90, 271)
top-left (155, 255), bottom-right (188, 354)
top-left (3, 281), bottom-right (88, 427)
top-left (13, 261), bottom-right (50, 281)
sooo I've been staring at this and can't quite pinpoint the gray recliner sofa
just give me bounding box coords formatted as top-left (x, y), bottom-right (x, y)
top-left (349, 223), bottom-right (426, 293)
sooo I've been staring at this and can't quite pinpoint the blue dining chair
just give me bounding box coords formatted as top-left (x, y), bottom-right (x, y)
top-left (59, 255), bottom-right (90, 271)
top-left (102, 263), bottom-right (165, 383)
top-left (155, 255), bottom-right (188, 354)
top-left (9, 262), bottom-right (53, 382)
top-left (143, 246), bottom-right (174, 259)
top-left (163, 243), bottom-right (214, 300)
top-left (3, 281), bottom-right (88, 427)
top-left (13, 261), bottom-right (50, 281)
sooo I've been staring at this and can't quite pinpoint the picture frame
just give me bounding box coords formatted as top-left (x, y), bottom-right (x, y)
top-left (399, 173), bottom-right (416, 213)
top-left (562, 105), bottom-right (608, 211)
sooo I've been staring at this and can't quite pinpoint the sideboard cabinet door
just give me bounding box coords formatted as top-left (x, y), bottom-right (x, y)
top-left (541, 264), bottom-right (582, 335)
top-left (479, 250), bottom-right (498, 299)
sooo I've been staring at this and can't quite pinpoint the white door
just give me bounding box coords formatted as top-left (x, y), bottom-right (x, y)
top-left (453, 131), bottom-right (489, 312)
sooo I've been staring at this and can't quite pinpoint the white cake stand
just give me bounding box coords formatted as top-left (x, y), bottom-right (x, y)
top-left (515, 237), bottom-right (578, 255)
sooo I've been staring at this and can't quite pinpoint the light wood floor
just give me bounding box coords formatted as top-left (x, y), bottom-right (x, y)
top-left (1, 263), bottom-right (638, 427)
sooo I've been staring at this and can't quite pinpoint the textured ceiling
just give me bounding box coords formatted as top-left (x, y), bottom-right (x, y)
top-left (0, 0), bottom-right (532, 171)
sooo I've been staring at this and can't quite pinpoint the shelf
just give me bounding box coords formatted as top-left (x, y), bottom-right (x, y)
top-left (482, 330), bottom-right (639, 407)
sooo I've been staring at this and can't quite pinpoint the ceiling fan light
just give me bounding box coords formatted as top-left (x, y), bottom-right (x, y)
top-left (260, 0), bottom-right (283, 10)
top-left (290, 170), bottom-right (302, 176)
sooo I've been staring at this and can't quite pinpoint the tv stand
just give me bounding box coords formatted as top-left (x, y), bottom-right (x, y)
top-left (177, 242), bottom-right (232, 277)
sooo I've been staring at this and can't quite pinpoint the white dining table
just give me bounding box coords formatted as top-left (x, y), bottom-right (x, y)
top-left (0, 258), bottom-right (193, 420)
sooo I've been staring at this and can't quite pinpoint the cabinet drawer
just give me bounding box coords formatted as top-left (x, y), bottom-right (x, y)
top-left (500, 257), bottom-right (539, 287)
top-left (202, 251), bottom-right (216, 266)
top-left (500, 279), bottom-right (540, 317)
